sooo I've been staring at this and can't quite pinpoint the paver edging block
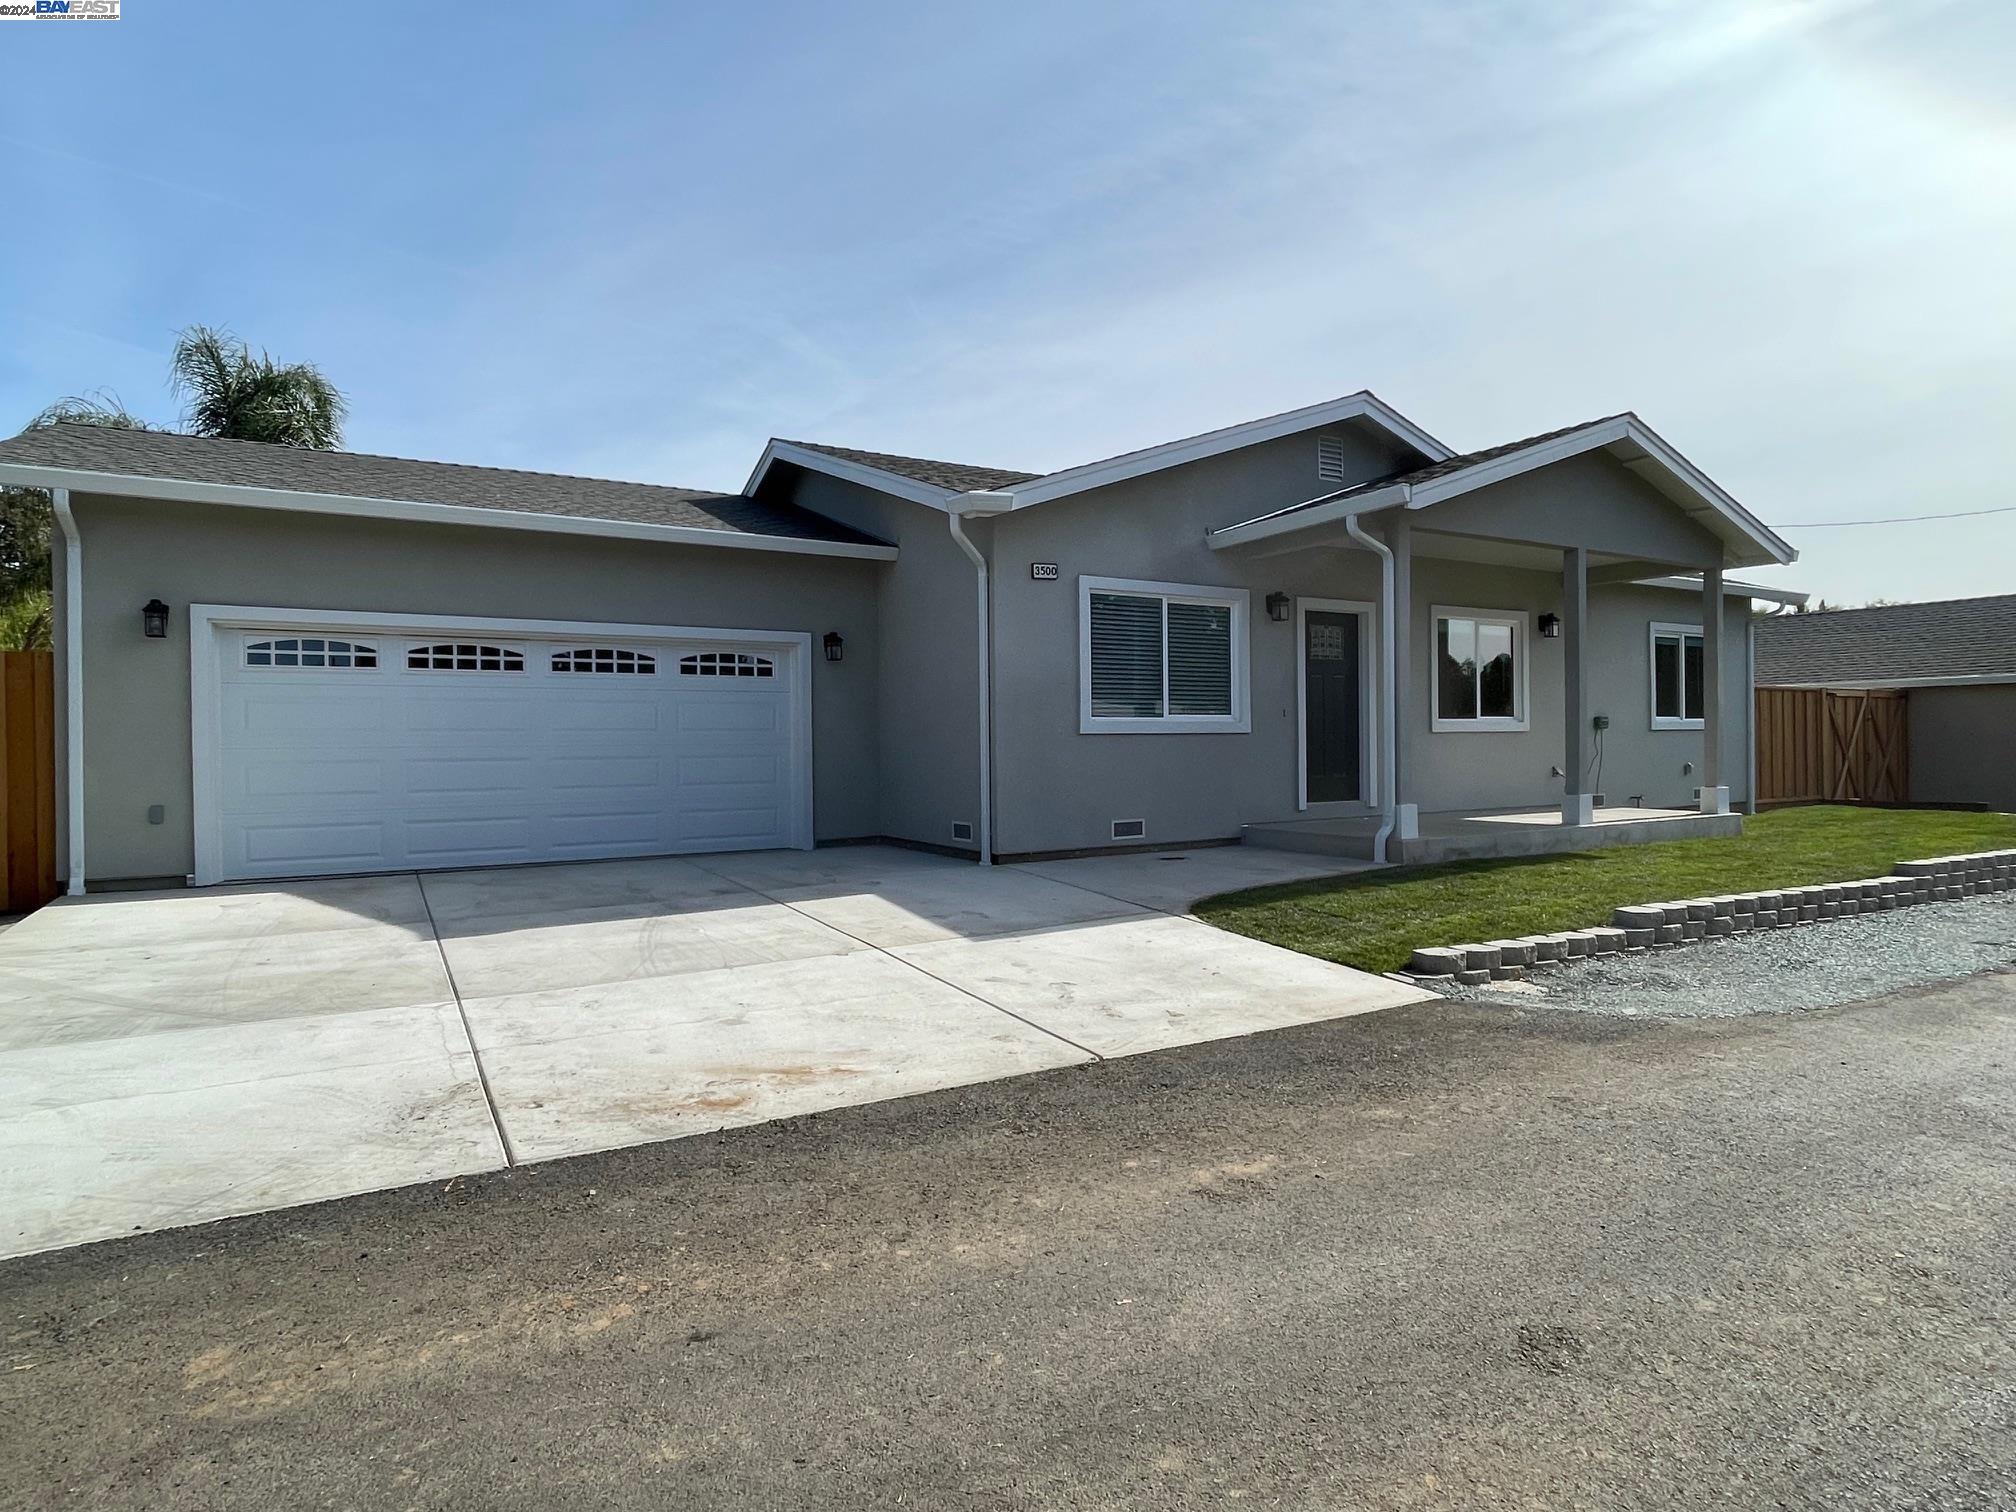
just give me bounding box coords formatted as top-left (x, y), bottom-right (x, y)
top-left (1398, 846), bottom-right (2014, 986)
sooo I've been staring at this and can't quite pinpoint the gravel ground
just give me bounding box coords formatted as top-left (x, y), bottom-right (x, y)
top-left (1438, 892), bottom-right (2016, 1017)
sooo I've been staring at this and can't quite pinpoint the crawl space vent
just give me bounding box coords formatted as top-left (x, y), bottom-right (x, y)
top-left (951, 821), bottom-right (974, 842)
top-left (1112, 819), bottom-right (1146, 840)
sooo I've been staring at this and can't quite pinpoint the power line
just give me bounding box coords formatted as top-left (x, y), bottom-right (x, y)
top-left (1782, 504), bottom-right (2016, 528)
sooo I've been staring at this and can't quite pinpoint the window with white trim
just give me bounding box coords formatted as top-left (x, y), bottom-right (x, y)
top-left (245, 637), bottom-right (378, 669)
top-left (678, 651), bottom-right (774, 678)
top-left (1431, 608), bottom-right (1528, 732)
top-left (1650, 623), bottom-right (1706, 728)
top-left (552, 647), bottom-right (656, 674)
top-left (407, 643), bottom-right (525, 672)
top-left (1079, 577), bottom-right (1249, 733)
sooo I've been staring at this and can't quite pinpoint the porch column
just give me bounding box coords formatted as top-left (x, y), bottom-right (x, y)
top-left (1388, 514), bottom-right (1417, 840)
top-left (1700, 564), bottom-right (1728, 813)
top-left (1562, 546), bottom-right (1591, 825)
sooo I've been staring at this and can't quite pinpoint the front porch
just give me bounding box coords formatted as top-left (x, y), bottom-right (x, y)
top-left (1205, 413), bottom-right (1799, 864)
top-left (1243, 804), bottom-right (1742, 865)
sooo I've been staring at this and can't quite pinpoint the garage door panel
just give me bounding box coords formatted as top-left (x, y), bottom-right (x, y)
top-left (547, 757), bottom-right (662, 790)
top-left (404, 816), bottom-right (537, 864)
top-left (210, 625), bottom-right (806, 881)
top-left (240, 757), bottom-right (389, 800)
top-left (403, 696), bottom-right (542, 733)
top-left (676, 699), bottom-right (784, 734)
top-left (403, 757), bottom-right (540, 796)
top-left (241, 821), bottom-right (390, 867)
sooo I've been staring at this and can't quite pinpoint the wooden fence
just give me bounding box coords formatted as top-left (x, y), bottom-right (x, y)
top-left (0, 651), bottom-right (58, 914)
top-left (1755, 686), bottom-right (1909, 807)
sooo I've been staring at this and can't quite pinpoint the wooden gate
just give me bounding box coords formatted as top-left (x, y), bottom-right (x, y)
top-left (1755, 687), bottom-right (1909, 806)
top-left (0, 650), bottom-right (58, 913)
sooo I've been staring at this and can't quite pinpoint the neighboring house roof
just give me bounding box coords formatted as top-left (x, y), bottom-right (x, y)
top-left (746, 391), bottom-right (1454, 511)
top-left (1206, 412), bottom-right (1796, 569)
top-left (776, 441), bottom-right (1040, 495)
top-left (1755, 594), bottom-right (2016, 688)
top-left (0, 424), bottom-right (896, 559)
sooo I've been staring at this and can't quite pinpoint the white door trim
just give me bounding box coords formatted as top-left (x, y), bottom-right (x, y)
top-left (188, 604), bottom-right (815, 885)
top-left (1294, 597), bottom-right (1379, 813)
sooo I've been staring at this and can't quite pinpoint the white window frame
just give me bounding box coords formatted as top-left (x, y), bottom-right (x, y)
top-left (1649, 621), bottom-right (1706, 731)
top-left (1430, 605), bottom-right (1530, 734)
top-left (1078, 575), bottom-right (1251, 735)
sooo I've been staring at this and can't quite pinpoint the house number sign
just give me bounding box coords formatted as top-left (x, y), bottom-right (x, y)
top-left (1030, 562), bottom-right (1059, 581)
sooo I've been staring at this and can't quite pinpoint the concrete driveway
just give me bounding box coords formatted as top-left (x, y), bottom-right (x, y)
top-left (0, 844), bottom-right (1411, 1259)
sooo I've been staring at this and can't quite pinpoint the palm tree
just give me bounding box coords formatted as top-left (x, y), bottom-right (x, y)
top-left (0, 328), bottom-right (347, 645)
top-left (169, 325), bottom-right (346, 449)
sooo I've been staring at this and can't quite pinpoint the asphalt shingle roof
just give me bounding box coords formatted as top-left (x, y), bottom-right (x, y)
top-left (778, 440), bottom-right (1040, 494)
top-left (0, 424), bottom-right (886, 545)
top-left (1755, 595), bottom-right (2016, 685)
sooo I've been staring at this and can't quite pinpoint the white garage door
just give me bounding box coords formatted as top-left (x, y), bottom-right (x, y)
top-left (198, 617), bottom-right (810, 883)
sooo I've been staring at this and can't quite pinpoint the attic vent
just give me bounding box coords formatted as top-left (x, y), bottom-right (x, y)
top-left (1316, 433), bottom-right (1349, 483)
top-left (1112, 819), bottom-right (1146, 840)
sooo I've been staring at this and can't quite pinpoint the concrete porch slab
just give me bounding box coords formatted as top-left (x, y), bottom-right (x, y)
top-left (1244, 806), bottom-right (1743, 864)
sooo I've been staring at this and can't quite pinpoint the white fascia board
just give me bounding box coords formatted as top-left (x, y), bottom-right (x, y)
top-left (1404, 417), bottom-right (1798, 567)
top-left (1002, 392), bottom-right (1452, 510)
top-left (741, 440), bottom-right (957, 510)
top-left (1205, 484), bottom-right (1409, 549)
top-left (0, 461), bottom-right (898, 562)
top-left (1760, 673), bottom-right (2016, 691)
top-left (1636, 574), bottom-right (1809, 606)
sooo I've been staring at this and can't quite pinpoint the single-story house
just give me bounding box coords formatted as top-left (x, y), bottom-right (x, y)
top-left (1756, 594), bottom-right (2016, 813)
top-left (0, 391), bottom-right (1804, 892)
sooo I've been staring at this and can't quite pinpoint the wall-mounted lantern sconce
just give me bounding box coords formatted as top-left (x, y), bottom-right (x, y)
top-left (1265, 592), bottom-right (1292, 623)
top-left (1538, 612), bottom-right (1562, 640)
top-left (822, 631), bottom-right (844, 663)
top-left (141, 599), bottom-right (171, 639)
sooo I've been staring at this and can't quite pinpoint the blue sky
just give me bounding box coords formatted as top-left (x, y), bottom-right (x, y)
top-left (4, 0), bottom-right (2011, 603)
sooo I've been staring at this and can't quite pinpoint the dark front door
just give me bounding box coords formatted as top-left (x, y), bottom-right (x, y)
top-left (1303, 611), bottom-right (1362, 803)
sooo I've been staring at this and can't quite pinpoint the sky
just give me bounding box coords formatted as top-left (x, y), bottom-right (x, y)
top-left (3, 0), bottom-right (2012, 604)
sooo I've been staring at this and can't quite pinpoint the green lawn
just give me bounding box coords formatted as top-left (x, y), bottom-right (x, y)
top-left (1195, 806), bottom-right (2016, 975)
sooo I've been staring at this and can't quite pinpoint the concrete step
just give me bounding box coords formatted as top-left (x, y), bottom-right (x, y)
top-left (1240, 823), bottom-right (1382, 861)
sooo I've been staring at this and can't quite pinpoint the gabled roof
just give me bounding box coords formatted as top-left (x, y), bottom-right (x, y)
top-left (1207, 413), bottom-right (1796, 568)
top-left (0, 424), bottom-right (895, 559)
top-left (1756, 594), bottom-right (2016, 688)
top-left (746, 391), bottom-right (1452, 511)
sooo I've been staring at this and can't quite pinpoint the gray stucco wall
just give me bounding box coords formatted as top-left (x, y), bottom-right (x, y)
top-left (65, 494), bottom-right (883, 883)
top-left (989, 423), bottom-right (1408, 855)
top-left (987, 429), bottom-right (1755, 856)
top-left (1908, 685), bottom-right (2016, 812)
top-left (756, 465), bottom-right (986, 854)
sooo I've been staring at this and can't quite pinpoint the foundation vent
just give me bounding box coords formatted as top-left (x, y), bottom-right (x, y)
top-left (1112, 819), bottom-right (1146, 840)
top-left (951, 821), bottom-right (974, 842)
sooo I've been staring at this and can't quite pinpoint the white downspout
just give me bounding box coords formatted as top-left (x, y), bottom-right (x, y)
top-left (1344, 513), bottom-right (1397, 864)
top-left (51, 488), bottom-right (85, 895)
top-left (946, 508), bottom-right (994, 866)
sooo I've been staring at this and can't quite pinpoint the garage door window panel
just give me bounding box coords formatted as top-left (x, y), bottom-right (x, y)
top-left (678, 652), bottom-right (775, 678)
top-left (554, 648), bottom-right (657, 674)
top-left (407, 643), bottom-right (526, 672)
top-left (245, 637), bottom-right (379, 670)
